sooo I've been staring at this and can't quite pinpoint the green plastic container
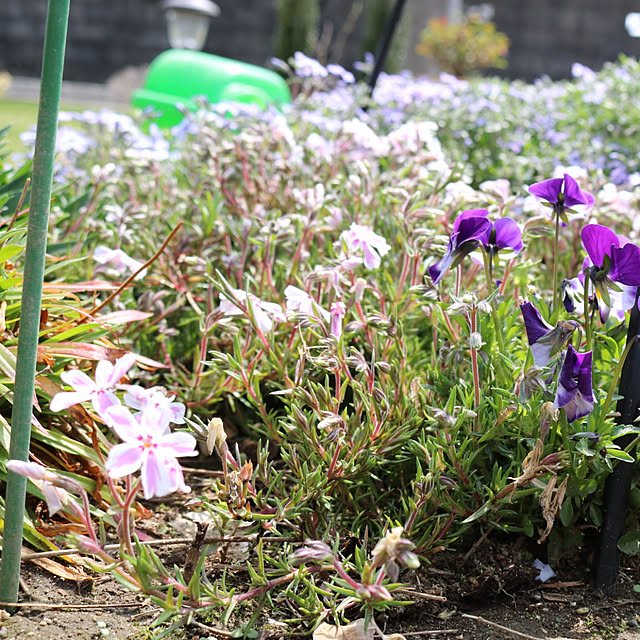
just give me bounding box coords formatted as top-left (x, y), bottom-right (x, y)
top-left (131, 49), bottom-right (292, 128)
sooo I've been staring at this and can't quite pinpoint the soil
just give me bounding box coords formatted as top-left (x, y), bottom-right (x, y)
top-left (1, 479), bottom-right (640, 640)
top-left (2, 540), bottom-right (640, 640)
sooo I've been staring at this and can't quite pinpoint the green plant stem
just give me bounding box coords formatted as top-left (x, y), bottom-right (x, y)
top-left (583, 274), bottom-right (593, 351)
top-left (482, 252), bottom-right (507, 382)
top-left (552, 211), bottom-right (561, 311)
top-left (0, 0), bottom-right (70, 611)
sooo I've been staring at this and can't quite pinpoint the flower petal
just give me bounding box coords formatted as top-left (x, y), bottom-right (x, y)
top-left (103, 405), bottom-right (141, 442)
top-left (157, 431), bottom-right (198, 458)
top-left (140, 452), bottom-right (173, 499)
top-left (60, 369), bottom-right (95, 392)
top-left (528, 177), bottom-right (564, 204)
top-left (50, 390), bottom-right (93, 412)
top-left (106, 353), bottom-right (137, 387)
top-left (493, 217), bottom-right (523, 253)
top-left (610, 243), bottom-right (640, 286)
top-left (106, 442), bottom-right (144, 478)
top-left (562, 174), bottom-right (594, 208)
top-left (581, 224), bottom-right (619, 267)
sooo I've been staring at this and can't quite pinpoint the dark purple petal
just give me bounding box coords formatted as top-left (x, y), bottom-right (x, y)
top-left (429, 214), bottom-right (491, 284)
top-left (581, 224), bottom-right (619, 267)
top-left (455, 215), bottom-right (492, 246)
top-left (428, 236), bottom-right (457, 284)
top-left (453, 208), bottom-right (489, 234)
top-left (520, 302), bottom-right (552, 346)
top-left (554, 346), bottom-right (593, 423)
top-left (528, 177), bottom-right (564, 204)
top-left (610, 243), bottom-right (640, 286)
top-left (493, 217), bottom-right (523, 253)
top-left (562, 173), bottom-right (594, 208)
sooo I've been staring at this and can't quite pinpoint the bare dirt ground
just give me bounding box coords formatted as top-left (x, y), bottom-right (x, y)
top-left (2, 537), bottom-right (640, 640)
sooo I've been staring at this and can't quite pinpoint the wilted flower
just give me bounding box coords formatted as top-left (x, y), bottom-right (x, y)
top-left (520, 302), bottom-right (579, 368)
top-left (103, 405), bottom-right (198, 499)
top-left (6, 460), bottom-right (82, 517)
top-left (554, 345), bottom-right (594, 423)
top-left (371, 526), bottom-right (419, 581)
top-left (50, 353), bottom-right (137, 415)
top-left (289, 540), bottom-right (335, 565)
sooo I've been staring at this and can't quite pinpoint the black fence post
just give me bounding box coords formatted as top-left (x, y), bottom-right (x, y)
top-left (592, 287), bottom-right (640, 593)
top-left (367, 0), bottom-right (408, 97)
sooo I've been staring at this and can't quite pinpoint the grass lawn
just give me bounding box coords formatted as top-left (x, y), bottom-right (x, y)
top-left (0, 100), bottom-right (39, 154)
top-left (0, 99), bottom-right (132, 155)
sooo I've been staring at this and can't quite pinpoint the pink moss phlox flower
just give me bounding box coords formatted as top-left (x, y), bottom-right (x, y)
top-left (428, 209), bottom-right (522, 284)
top-left (104, 405), bottom-right (197, 499)
top-left (330, 301), bottom-right (346, 339)
top-left (284, 285), bottom-right (330, 322)
top-left (50, 353), bottom-right (137, 415)
top-left (122, 385), bottom-right (186, 432)
top-left (581, 224), bottom-right (640, 321)
top-left (554, 345), bottom-right (594, 423)
top-left (520, 302), bottom-right (578, 368)
top-left (528, 173), bottom-right (594, 223)
top-left (219, 288), bottom-right (285, 333)
top-left (6, 460), bottom-right (81, 516)
top-left (339, 223), bottom-right (391, 270)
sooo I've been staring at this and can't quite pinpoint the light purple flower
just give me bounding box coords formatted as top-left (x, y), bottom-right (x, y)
top-left (50, 353), bottom-right (137, 415)
top-left (104, 405), bottom-right (197, 499)
top-left (554, 345), bottom-right (594, 423)
top-left (339, 223), bottom-right (391, 270)
top-left (520, 302), bottom-right (578, 368)
top-left (219, 289), bottom-right (285, 333)
top-left (528, 173), bottom-right (594, 223)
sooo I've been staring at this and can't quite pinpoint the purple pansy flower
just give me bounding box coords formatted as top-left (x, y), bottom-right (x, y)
top-left (520, 302), bottom-right (578, 368)
top-left (554, 345), bottom-right (594, 423)
top-left (528, 173), bottom-right (594, 223)
top-left (581, 224), bottom-right (640, 321)
top-left (429, 209), bottom-right (522, 284)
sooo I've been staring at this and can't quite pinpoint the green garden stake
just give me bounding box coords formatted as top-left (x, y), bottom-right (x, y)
top-left (131, 49), bottom-right (292, 128)
top-left (0, 0), bottom-right (70, 609)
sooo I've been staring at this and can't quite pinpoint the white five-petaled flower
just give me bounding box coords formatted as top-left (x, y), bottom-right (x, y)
top-left (103, 405), bottom-right (198, 499)
top-left (339, 223), bottom-right (391, 270)
top-left (50, 353), bottom-right (137, 415)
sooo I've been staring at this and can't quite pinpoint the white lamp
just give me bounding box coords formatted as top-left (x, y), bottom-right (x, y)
top-left (162, 0), bottom-right (220, 51)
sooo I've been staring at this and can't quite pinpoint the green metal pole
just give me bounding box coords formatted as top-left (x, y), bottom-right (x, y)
top-left (0, 0), bottom-right (70, 608)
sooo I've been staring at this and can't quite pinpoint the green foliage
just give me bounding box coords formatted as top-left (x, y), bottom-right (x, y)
top-left (274, 0), bottom-right (320, 63)
top-left (416, 13), bottom-right (509, 77)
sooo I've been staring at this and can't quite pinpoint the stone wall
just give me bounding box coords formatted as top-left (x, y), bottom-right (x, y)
top-left (3, 1), bottom-right (640, 84)
top-left (490, 0), bottom-right (640, 80)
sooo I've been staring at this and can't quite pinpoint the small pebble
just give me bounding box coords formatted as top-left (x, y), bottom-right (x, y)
top-left (575, 607), bottom-right (590, 615)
